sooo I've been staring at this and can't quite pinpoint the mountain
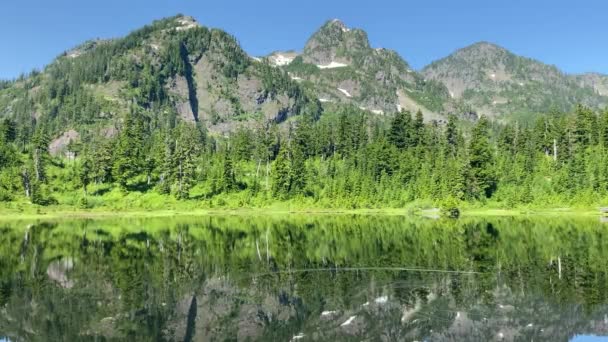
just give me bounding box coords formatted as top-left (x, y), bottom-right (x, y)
top-left (0, 15), bottom-right (320, 141)
top-left (2, 14), bottom-right (607, 147)
top-left (421, 42), bottom-right (608, 119)
top-left (265, 20), bottom-right (465, 121)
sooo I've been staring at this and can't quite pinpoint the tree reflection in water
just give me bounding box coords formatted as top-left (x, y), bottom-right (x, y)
top-left (0, 215), bottom-right (607, 341)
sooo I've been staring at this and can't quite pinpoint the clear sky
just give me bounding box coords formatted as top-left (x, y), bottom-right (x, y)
top-left (1, 0), bottom-right (607, 79)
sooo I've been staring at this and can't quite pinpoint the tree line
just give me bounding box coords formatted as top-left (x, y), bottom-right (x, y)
top-left (1, 104), bottom-right (608, 208)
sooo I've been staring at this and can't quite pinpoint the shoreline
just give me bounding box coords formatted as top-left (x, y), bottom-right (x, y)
top-left (0, 206), bottom-right (601, 221)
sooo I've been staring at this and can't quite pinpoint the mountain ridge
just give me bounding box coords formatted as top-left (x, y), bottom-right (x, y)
top-left (1, 13), bottom-right (607, 140)
top-left (421, 41), bottom-right (608, 118)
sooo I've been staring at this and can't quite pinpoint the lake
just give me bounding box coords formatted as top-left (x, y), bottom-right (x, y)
top-left (1, 215), bottom-right (608, 341)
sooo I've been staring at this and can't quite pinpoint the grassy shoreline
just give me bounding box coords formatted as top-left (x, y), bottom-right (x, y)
top-left (0, 204), bottom-right (602, 221)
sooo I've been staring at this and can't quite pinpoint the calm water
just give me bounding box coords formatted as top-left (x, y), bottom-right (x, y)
top-left (1, 215), bottom-right (608, 341)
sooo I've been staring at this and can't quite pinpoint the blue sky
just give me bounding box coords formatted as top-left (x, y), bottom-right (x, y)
top-left (1, 0), bottom-right (607, 79)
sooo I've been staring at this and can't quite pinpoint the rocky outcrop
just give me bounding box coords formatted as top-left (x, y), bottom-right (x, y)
top-left (302, 19), bottom-right (369, 66)
top-left (168, 75), bottom-right (197, 122)
top-left (49, 130), bottom-right (80, 157)
top-left (572, 73), bottom-right (608, 97)
top-left (46, 258), bottom-right (74, 288)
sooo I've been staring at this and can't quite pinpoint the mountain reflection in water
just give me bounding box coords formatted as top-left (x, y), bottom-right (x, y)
top-left (0, 215), bottom-right (608, 341)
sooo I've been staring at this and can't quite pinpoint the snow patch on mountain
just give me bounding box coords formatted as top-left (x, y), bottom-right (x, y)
top-left (271, 54), bottom-right (295, 66)
top-left (317, 62), bottom-right (349, 69)
top-left (290, 333), bottom-right (305, 341)
top-left (374, 296), bottom-right (388, 304)
top-left (359, 106), bottom-right (384, 115)
top-left (337, 88), bottom-right (352, 97)
top-left (340, 316), bottom-right (357, 327)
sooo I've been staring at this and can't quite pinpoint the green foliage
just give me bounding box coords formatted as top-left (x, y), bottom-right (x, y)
top-left (113, 109), bottom-right (146, 189)
top-left (271, 145), bottom-right (291, 198)
top-left (1, 216), bottom-right (608, 340)
top-left (0, 15), bottom-right (607, 209)
top-left (468, 116), bottom-right (496, 198)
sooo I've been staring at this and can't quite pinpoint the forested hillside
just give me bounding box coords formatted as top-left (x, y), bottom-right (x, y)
top-left (1, 101), bottom-right (608, 209)
top-left (1, 15), bottom-right (608, 211)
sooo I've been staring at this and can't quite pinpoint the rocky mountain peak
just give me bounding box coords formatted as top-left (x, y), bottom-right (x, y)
top-left (174, 15), bottom-right (201, 31)
top-left (422, 41), bottom-right (608, 118)
top-left (328, 18), bottom-right (348, 30)
top-left (448, 41), bottom-right (512, 65)
top-left (302, 19), bottom-right (370, 65)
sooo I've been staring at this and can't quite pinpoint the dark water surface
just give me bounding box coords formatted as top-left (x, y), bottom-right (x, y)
top-left (1, 215), bottom-right (608, 341)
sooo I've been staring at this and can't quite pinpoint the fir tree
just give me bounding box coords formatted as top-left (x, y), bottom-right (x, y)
top-left (271, 145), bottom-right (291, 198)
top-left (468, 116), bottom-right (496, 198)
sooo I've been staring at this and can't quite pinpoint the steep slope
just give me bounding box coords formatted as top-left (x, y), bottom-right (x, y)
top-left (0, 15), bottom-right (320, 141)
top-left (268, 20), bottom-right (461, 121)
top-left (571, 72), bottom-right (608, 97)
top-left (422, 42), bottom-right (608, 119)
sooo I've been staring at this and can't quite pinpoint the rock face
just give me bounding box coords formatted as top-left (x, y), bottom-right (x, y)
top-left (188, 51), bottom-right (303, 134)
top-left (267, 51), bottom-right (299, 67)
top-left (422, 42), bottom-right (608, 118)
top-left (572, 73), bottom-right (608, 97)
top-left (161, 17), bottom-right (318, 134)
top-left (285, 19), bottom-right (456, 120)
top-left (49, 130), bottom-right (80, 157)
top-left (167, 75), bottom-right (196, 122)
top-left (167, 278), bottom-right (299, 341)
top-left (302, 19), bottom-right (370, 66)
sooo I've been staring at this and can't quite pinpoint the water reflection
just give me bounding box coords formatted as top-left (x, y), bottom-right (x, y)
top-left (0, 216), bottom-right (607, 341)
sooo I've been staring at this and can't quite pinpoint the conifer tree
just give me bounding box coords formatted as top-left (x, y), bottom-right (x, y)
top-left (216, 150), bottom-right (236, 193)
top-left (468, 116), bottom-right (496, 198)
top-left (113, 109), bottom-right (146, 189)
top-left (271, 145), bottom-right (291, 198)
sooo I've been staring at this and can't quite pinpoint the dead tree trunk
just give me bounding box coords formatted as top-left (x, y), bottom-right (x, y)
top-left (553, 138), bottom-right (557, 162)
top-left (22, 168), bottom-right (31, 198)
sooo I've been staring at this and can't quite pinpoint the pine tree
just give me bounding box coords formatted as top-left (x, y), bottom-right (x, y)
top-left (220, 153), bottom-right (236, 192)
top-left (290, 141), bottom-right (307, 195)
top-left (31, 128), bottom-right (49, 183)
top-left (468, 116), bottom-right (496, 198)
top-left (445, 114), bottom-right (459, 157)
top-left (113, 109), bottom-right (146, 189)
top-left (413, 109), bottom-right (425, 146)
top-left (271, 145), bottom-right (291, 198)
top-left (172, 123), bottom-right (202, 199)
top-left (389, 110), bottom-right (410, 149)
top-left (79, 157), bottom-right (92, 196)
